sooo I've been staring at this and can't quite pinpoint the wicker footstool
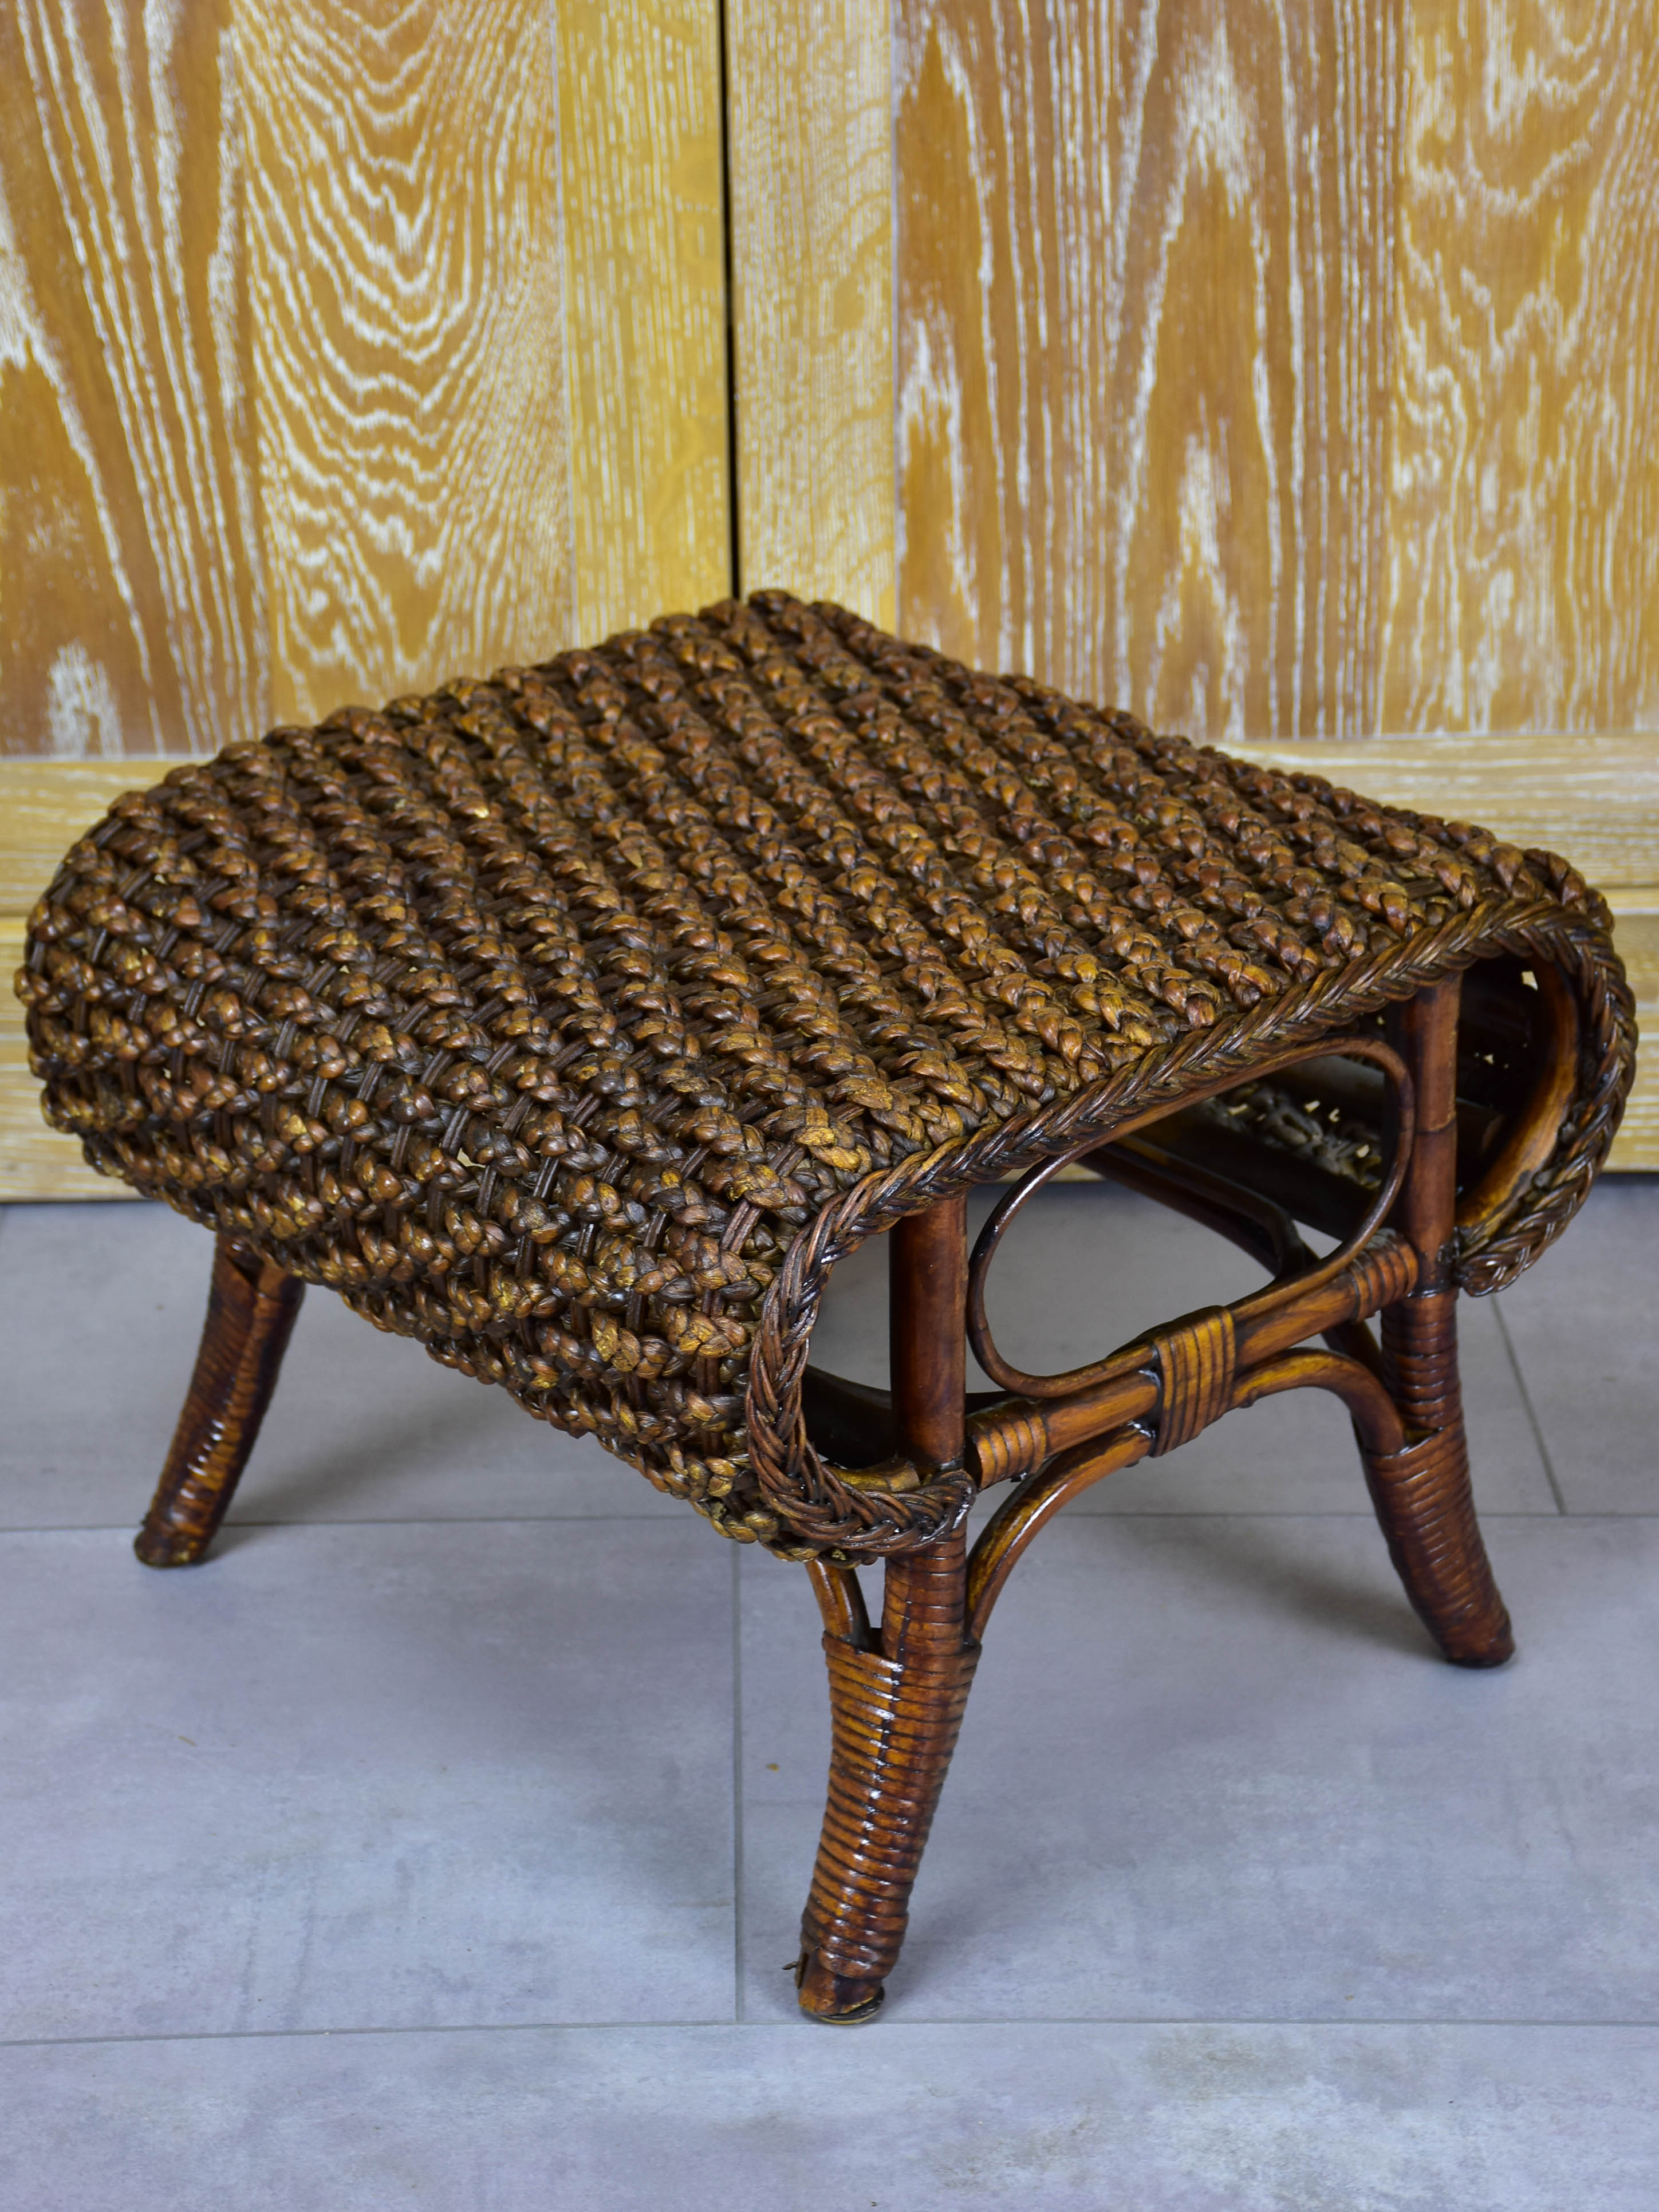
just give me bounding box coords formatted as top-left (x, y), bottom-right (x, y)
top-left (17, 593), bottom-right (1634, 2023)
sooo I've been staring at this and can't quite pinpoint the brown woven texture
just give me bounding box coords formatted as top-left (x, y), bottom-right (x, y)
top-left (17, 592), bottom-right (1634, 1561)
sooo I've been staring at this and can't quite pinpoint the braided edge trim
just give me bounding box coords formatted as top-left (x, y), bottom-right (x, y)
top-left (742, 896), bottom-right (1634, 1560)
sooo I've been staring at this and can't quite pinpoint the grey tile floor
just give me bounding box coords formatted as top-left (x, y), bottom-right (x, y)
top-left (0, 1180), bottom-right (1654, 2209)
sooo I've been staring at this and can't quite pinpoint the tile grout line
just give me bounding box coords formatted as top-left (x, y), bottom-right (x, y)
top-left (1492, 1296), bottom-right (1569, 1515)
top-left (2, 2013), bottom-right (1656, 2053)
top-left (731, 1543), bottom-right (746, 2025)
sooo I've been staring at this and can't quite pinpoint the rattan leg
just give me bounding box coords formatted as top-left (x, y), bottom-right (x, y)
top-left (796, 1192), bottom-right (974, 2022)
top-left (135, 1233), bottom-right (304, 1567)
top-left (795, 1529), bottom-right (979, 2022)
top-left (1365, 1290), bottom-right (1513, 1666)
top-left (1364, 981), bottom-right (1514, 1667)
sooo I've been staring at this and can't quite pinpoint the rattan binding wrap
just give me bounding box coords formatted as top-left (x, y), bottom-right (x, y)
top-left (17, 593), bottom-right (1635, 1562)
top-left (1149, 1307), bottom-right (1237, 1456)
top-left (1365, 1291), bottom-right (1514, 1667)
top-left (800, 1630), bottom-right (980, 2000)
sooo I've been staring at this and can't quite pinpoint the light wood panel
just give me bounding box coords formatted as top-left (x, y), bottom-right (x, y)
top-left (0, 0), bottom-right (263, 758)
top-left (238, 0), bottom-right (573, 725)
top-left (1, 762), bottom-right (155, 1198)
top-left (560, 0), bottom-right (730, 639)
top-left (894, 0), bottom-right (1405, 737)
top-left (726, 0), bottom-right (896, 622)
top-left (0, 1), bottom-right (730, 765)
top-left (1604, 908), bottom-right (1659, 1168)
top-left (0, 760), bottom-right (152, 914)
top-left (889, 1), bottom-right (1659, 743)
top-left (1384, 1), bottom-right (1659, 733)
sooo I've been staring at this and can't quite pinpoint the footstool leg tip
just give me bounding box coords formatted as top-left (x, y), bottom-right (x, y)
top-left (1444, 1624), bottom-right (1516, 1669)
top-left (133, 1527), bottom-right (211, 1569)
top-left (791, 1949), bottom-right (888, 2025)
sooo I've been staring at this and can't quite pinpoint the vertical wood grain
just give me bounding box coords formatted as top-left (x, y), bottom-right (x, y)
top-left (896, 1), bottom-right (1109, 694)
top-left (0, 0), bottom-right (264, 758)
top-left (238, 0), bottom-right (573, 724)
top-left (1, 0), bottom-right (735, 762)
top-left (1383, 0), bottom-right (1659, 733)
top-left (895, 0), bottom-right (1406, 739)
top-left (559, 0), bottom-right (731, 637)
top-left (726, 0), bottom-right (896, 623)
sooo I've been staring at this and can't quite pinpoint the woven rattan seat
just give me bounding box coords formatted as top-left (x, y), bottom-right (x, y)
top-left (18, 590), bottom-right (1636, 2021)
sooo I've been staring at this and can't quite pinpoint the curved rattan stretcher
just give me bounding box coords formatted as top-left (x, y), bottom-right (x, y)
top-left (17, 592), bottom-right (1636, 2022)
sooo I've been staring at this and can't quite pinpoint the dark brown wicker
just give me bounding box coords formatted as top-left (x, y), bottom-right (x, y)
top-left (15, 591), bottom-right (1636, 2021)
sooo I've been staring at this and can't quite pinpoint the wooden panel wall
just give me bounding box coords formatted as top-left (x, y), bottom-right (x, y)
top-left (874, 0), bottom-right (1658, 1156)
top-left (238, 0), bottom-right (574, 726)
top-left (561, 0), bottom-right (731, 641)
top-left (0, 0), bottom-right (729, 762)
top-left (1, 762), bottom-right (148, 1196)
top-left (726, 0), bottom-right (896, 624)
top-left (892, 0), bottom-right (1659, 742)
top-left (0, 0), bottom-right (264, 760)
top-left (1384, 0), bottom-right (1659, 734)
top-left (7, 4), bottom-right (1657, 1189)
top-left (895, 0), bottom-right (1405, 738)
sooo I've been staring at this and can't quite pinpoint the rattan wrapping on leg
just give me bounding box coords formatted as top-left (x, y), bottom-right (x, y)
top-left (1364, 1290), bottom-right (1514, 1668)
top-left (797, 1531), bottom-right (979, 2020)
top-left (135, 1233), bottom-right (305, 1566)
top-left (797, 1632), bottom-right (980, 2005)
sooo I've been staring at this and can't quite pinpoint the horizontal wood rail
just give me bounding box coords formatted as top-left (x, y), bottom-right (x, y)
top-left (966, 1235), bottom-right (1417, 1487)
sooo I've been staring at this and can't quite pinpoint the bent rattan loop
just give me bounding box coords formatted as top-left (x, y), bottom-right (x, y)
top-left (741, 904), bottom-right (1630, 1557)
top-left (964, 1032), bottom-right (1414, 1403)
